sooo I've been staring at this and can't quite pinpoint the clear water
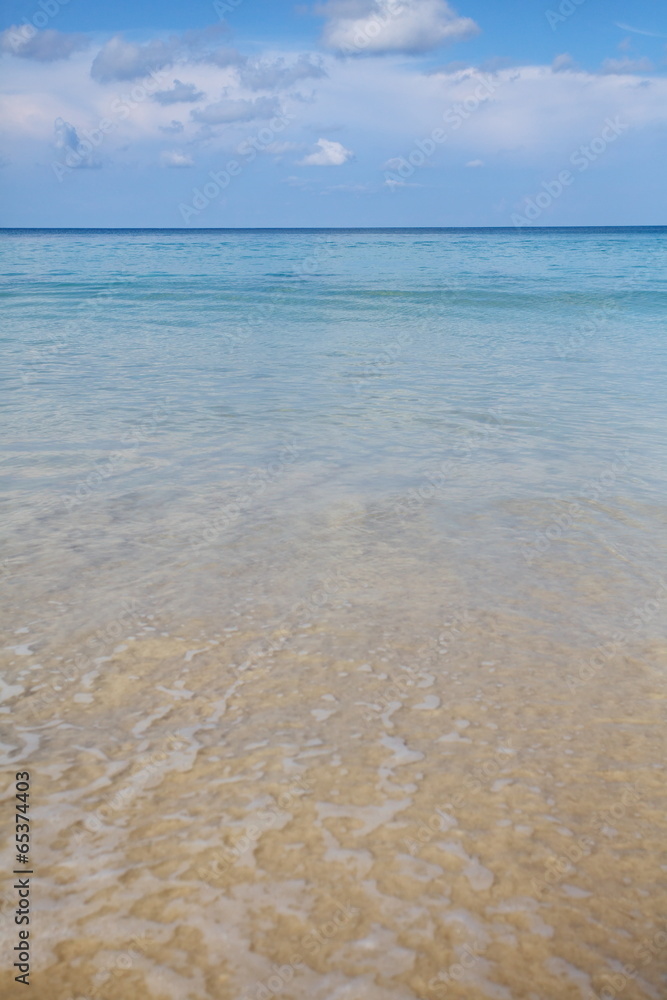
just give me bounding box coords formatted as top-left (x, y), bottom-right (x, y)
top-left (1, 229), bottom-right (666, 1000)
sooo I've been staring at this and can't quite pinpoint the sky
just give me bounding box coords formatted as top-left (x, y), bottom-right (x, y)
top-left (0, 0), bottom-right (666, 227)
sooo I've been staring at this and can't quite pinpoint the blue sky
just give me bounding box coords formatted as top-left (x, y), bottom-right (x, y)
top-left (1, 0), bottom-right (666, 226)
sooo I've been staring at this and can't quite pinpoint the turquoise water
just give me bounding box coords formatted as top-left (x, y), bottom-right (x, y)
top-left (2, 228), bottom-right (666, 641)
top-left (2, 229), bottom-right (667, 1000)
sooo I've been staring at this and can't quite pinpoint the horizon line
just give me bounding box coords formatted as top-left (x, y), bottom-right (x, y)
top-left (2, 225), bottom-right (667, 232)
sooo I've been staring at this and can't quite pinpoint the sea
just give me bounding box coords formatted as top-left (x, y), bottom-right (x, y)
top-left (1, 228), bottom-right (666, 1000)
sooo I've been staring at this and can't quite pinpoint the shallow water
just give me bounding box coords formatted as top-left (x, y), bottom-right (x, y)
top-left (1, 228), bottom-right (666, 999)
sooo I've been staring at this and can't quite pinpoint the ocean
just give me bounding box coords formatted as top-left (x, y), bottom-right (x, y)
top-left (1, 228), bottom-right (666, 999)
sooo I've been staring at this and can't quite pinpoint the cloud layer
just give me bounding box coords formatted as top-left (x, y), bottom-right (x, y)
top-left (1, 7), bottom-right (666, 226)
top-left (153, 80), bottom-right (205, 105)
top-left (0, 25), bottom-right (88, 62)
top-left (191, 96), bottom-right (281, 125)
top-left (319, 0), bottom-right (479, 55)
top-left (91, 35), bottom-right (176, 82)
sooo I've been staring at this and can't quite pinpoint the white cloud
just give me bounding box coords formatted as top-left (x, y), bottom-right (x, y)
top-left (552, 53), bottom-right (576, 73)
top-left (160, 120), bottom-right (185, 133)
top-left (3, 35), bottom-right (667, 182)
top-left (0, 26), bottom-right (88, 62)
top-left (319, 0), bottom-right (479, 56)
top-left (160, 149), bottom-right (194, 167)
top-left (416, 64), bottom-right (664, 160)
top-left (601, 56), bottom-right (655, 75)
top-left (91, 35), bottom-right (176, 82)
top-left (191, 96), bottom-right (280, 125)
top-left (240, 54), bottom-right (327, 90)
top-left (298, 137), bottom-right (354, 165)
top-left (466, 159), bottom-right (483, 167)
top-left (53, 117), bottom-right (101, 168)
top-left (89, 28), bottom-right (243, 83)
top-left (159, 120), bottom-right (185, 133)
top-left (203, 47), bottom-right (246, 68)
top-left (153, 80), bottom-right (205, 105)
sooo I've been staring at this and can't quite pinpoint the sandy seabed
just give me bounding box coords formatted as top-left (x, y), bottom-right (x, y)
top-left (2, 550), bottom-right (665, 1000)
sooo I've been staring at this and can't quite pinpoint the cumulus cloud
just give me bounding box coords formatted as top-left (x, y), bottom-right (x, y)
top-left (160, 150), bottom-right (194, 167)
top-left (298, 137), bottom-right (354, 165)
top-left (318, 0), bottom-right (479, 56)
top-left (552, 53), bottom-right (576, 73)
top-left (0, 26), bottom-right (88, 62)
top-left (191, 96), bottom-right (280, 124)
top-left (368, 61), bottom-right (667, 169)
top-left (4, 37), bottom-right (667, 187)
top-left (240, 54), bottom-right (327, 90)
top-left (203, 46), bottom-right (246, 68)
top-left (160, 120), bottom-right (185, 134)
top-left (153, 80), bottom-right (205, 104)
top-left (91, 35), bottom-right (176, 82)
top-left (427, 59), bottom-right (470, 75)
top-left (53, 117), bottom-right (100, 168)
top-left (601, 56), bottom-right (655, 74)
top-left (90, 24), bottom-right (243, 82)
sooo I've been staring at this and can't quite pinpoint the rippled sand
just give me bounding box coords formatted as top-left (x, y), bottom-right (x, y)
top-left (2, 544), bottom-right (666, 1000)
top-left (2, 229), bottom-right (666, 998)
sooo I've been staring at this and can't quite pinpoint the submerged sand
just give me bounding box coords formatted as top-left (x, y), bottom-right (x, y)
top-left (2, 545), bottom-right (665, 1000)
